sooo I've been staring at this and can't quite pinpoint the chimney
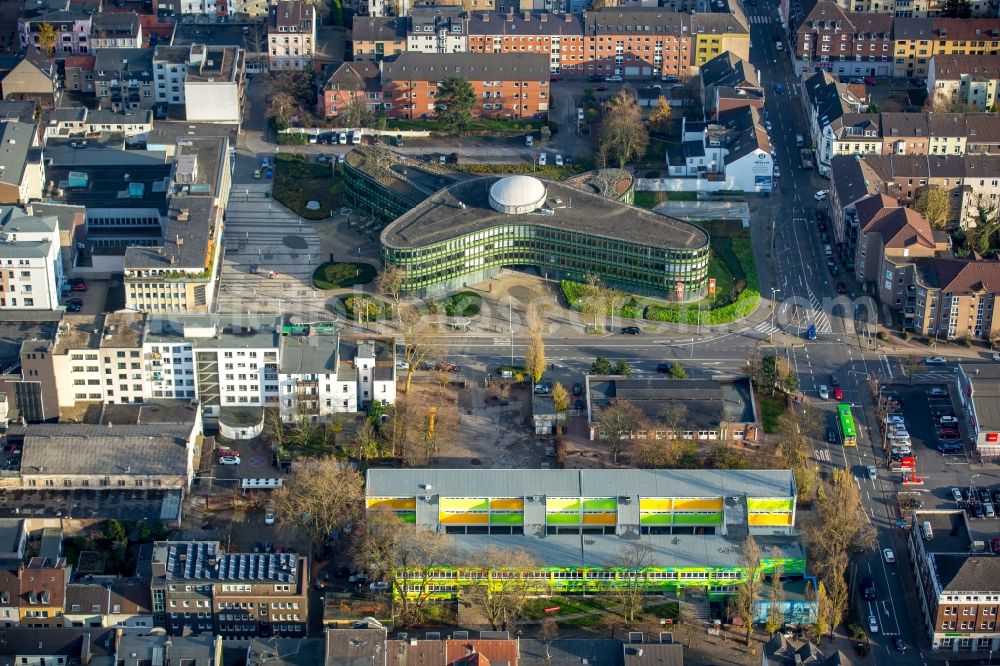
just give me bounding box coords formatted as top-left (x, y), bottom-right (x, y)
top-left (540, 12), bottom-right (547, 20)
top-left (80, 631), bottom-right (92, 665)
top-left (523, 10), bottom-right (530, 19)
top-left (482, 12), bottom-right (489, 19)
top-left (565, 12), bottom-right (572, 21)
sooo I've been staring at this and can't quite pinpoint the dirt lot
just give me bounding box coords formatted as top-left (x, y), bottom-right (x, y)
top-left (403, 380), bottom-right (549, 468)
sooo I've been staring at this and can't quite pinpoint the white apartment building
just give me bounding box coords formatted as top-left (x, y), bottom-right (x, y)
top-left (152, 44), bottom-right (243, 122)
top-left (406, 9), bottom-right (467, 54)
top-left (50, 312), bottom-right (147, 407)
top-left (267, 1), bottom-right (316, 71)
top-left (0, 207), bottom-right (63, 311)
top-left (277, 333), bottom-right (396, 422)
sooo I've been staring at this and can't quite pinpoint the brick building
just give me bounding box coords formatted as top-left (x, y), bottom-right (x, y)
top-left (909, 510), bottom-right (1000, 651)
top-left (151, 541), bottom-right (308, 639)
top-left (18, 557), bottom-right (68, 628)
top-left (466, 11), bottom-right (586, 75)
top-left (794, 2), bottom-right (894, 77)
top-left (380, 52), bottom-right (549, 119)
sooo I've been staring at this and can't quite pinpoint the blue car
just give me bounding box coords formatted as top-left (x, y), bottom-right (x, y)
top-left (774, 83), bottom-right (784, 94)
top-left (806, 323), bottom-right (816, 340)
top-left (265, 169), bottom-right (273, 179)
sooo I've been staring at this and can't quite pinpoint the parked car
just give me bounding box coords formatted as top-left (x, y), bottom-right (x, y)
top-left (622, 326), bottom-right (641, 335)
top-left (572, 383), bottom-right (583, 396)
top-left (396, 361), bottom-right (410, 370)
top-left (866, 466), bottom-right (877, 480)
top-left (814, 190), bottom-right (829, 201)
top-left (533, 384), bottom-right (551, 394)
top-left (369, 581), bottom-right (390, 593)
top-left (65, 298), bottom-right (83, 313)
top-left (924, 356), bottom-right (946, 365)
top-left (555, 154), bottom-right (564, 166)
top-left (587, 74), bottom-right (603, 82)
top-left (938, 429), bottom-right (960, 440)
top-left (774, 83), bottom-right (784, 94)
top-left (594, 84), bottom-right (608, 91)
top-left (883, 548), bottom-right (895, 563)
top-left (656, 363), bottom-right (671, 373)
top-left (867, 615), bottom-right (879, 634)
top-left (70, 278), bottom-right (87, 292)
top-left (348, 573), bottom-right (368, 584)
top-left (992, 538), bottom-right (1000, 555)
top-left (927, 386), bottom-right (949, 396)
top-left (818, 384), bottom-right (829, 399)
top-left (526, 135), bottom-right (533, 146)
top-left (951, 487), bottom-right (964, 502)
top-left (254, 169), bottom-right (261, 179)
top-left (264, 507), bottom-right (275, 525)
top-left (863, 75), bottom-right (877, 85)
top-left (939, 442), bottom-right (963, 453)
top-left (538, 153), bottom-right (547, 166)
top-left (395, 134), bottom-right (404, 147)
top-left (836, 282), bottom-right (847, 294)
top-left (218, 455), bottom-right (241, 465)
top-left (605, 74), bottom-right (623, 82)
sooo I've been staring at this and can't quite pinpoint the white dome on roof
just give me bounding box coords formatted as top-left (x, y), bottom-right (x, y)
top-left (489, 175), bottom-right (547, 214)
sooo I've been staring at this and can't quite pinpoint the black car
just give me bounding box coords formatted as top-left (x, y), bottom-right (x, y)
top-left (979, 488), bottom-right (992, 503)
top-left (893, 637), bottom-right (906, 653)
top-left (572, 383), bottom-right (583, 396)
top-left (830, 374), bottom-right (839, 387)
top-left (826, 428), bottom-right (837, 444)
top-left (587, 74), bottom-right (603, 82)
top-left (65, 298), bottom-right (83, 313)
top-left (656, 363), bottom-right (671, 373)
top-left (574, 399), bottom-right (584, 411)
top-left (817, 221), bottom-right (827, 232)
top-left (622, 326), bottom-right (641, 335)
top-left (974, 503), bottom-right (985, 518)
top-left (992, 489), bottom-right (1000, 505)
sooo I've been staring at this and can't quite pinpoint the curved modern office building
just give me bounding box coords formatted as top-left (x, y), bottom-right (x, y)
top-left (380, 174), bottom-right (710, 298)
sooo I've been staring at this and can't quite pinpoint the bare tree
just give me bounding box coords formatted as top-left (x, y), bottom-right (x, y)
top-left (399, 305), bottom-right (439, 393)
top-left (597, 88), bottom-right (650, 168)
top-left (610, 541), bottom-right (654, 623)
top-left (807, 468), bottom-right (877, 565)
top-left (375, 264), bottom-right (406, 319)
top-left (270, 458), bottom-right (364, 547)
top-left (354, 419), bottom-right (380, 461)
top-left (262, 407), bottom-right (288, 449)
top-left (765, 562), bottom-right (785, 635)
top-left (353, 507), bottom-right (457, 627)
top-left (461, 546), bottom-right (537, 631)
top-left (734, 535), bottom-right (764, 646)
top-left (596, 398), bottom-right (644, 463)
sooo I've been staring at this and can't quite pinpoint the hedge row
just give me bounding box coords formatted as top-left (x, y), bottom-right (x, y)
top-left (559, 236), bottom-right (761, 326)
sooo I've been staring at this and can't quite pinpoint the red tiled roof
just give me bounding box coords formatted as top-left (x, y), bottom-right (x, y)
top-left (63, 55), bottom-right (94, 70)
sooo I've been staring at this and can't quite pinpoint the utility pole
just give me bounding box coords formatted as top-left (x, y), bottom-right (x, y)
top-left (509, 295), bottom-right (514, 366)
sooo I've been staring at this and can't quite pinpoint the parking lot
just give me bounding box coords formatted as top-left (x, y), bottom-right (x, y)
top-left (877, 383), bottom-right (970, 462)
top-left (205, 437), bottom-right (286, 488)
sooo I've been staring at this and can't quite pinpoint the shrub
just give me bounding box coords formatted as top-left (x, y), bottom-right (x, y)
top-left (277, 132), bottom-right (308, 145)
top-left (312, 262), bottom-right (377, 290)
top-left (440, 291), bottom-right (482, 317)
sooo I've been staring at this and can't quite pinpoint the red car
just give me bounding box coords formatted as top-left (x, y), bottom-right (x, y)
top-left (70, 277), bottom-right (87, 292)
top-left (833, 387), bottom-right (844, 401)
top-left (938, 429), bottom-right (960, 440)
top-left (836, 282), bottom-right (847, 294)
top-left (992, 538), bottom-right (1000, 555)
top-left (864, 75), bottom-right (877, 85)
top-left (594, 84), bottom-right (608, 91)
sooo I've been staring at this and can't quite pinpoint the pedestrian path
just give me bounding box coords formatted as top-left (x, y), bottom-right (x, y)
top-left (747, 14), bottom-right (772, 23)
top-left (808, 293), bottom-right (833, 333)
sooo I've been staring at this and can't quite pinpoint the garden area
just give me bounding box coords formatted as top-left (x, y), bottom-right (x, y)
top-left (633, 191), bottom-right (697, 209)
top-left (429, 291), bottom-right (483, 317)
top-left (520, 595), bottom-right (679, 629)
top-left (273, 154), bottom-right (344, 220)
top-left (558, 219), bottom-right (760, 326)
top-left (334, 294), bottom-right (394, 321)
top-left (312, 262), bottom-right (377, 290)
top-left (456, 161), bottom-right (591, 182)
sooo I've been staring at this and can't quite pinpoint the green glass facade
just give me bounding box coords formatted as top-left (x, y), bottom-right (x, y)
top-left (383, 223), bottom-right (710, 299)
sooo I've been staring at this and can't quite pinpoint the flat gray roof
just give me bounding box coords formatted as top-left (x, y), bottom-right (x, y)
top-left (588, 375), bottom-right (756, 427)
top-left (381, 176), bottom-right (707, 250)
top-left (367, 469), bottom-right (795, 499)
top-left (0, 122), bottom-right (36, 187)
top-left (960, 363), bottom-right (1000, 431)
top-left (279, 330), bottom-right (339, 374)
top-left (21, 423), bottom-right (194, 477)
top-left (144, 314), bottom-right (279, 349)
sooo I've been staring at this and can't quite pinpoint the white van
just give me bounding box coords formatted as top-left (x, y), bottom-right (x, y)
top-left (795, 134), bottom-right (804, 147)
top-left (921, 521), bottom-right (934, 540)
top-left (351, 130), bottom-right (362, 144)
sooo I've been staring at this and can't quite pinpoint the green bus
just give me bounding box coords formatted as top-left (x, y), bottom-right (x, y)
top-left (838, 403), bottom-right (857, 446)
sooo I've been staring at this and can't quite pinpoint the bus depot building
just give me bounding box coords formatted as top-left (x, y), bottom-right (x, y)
top-left (365, 469), bottom-right (804, 598)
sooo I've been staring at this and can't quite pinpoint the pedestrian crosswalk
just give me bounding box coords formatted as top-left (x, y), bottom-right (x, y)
top-left (748, 15), bottom-right (772, 23)
top-left (753, 321), bottom-right (780, 336)
top-left (809, 293), bottom-right (833, 333)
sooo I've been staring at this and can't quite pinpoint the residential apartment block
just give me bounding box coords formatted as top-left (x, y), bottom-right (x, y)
top-left (17, 557), bottom-right (68, 628)
top-left (18, 10), bottom-right (92, 57)
top-left (927, 53), bottom-right (1000, 111)
top-left (0, 206), bottom-right (64, 311)
top-left (63, 580), bottom-right (153, 630)
top-left (892, 17), bottom-right (1000, 79)
top-left (698, 51), bottom-right (763, 120)
top-left (355, 8), bottom-right (748, 77)
top-left (150, 541), bottom-right (308, 639)
top-left (801, 70), bottom-right (868, 176)
top-left (320, 62), bottom-right (381, 118)
top-left (817, 0), bottom-right (991, 17)
top-left (909, 510), bottom-right (1000, 651)
top-left (267, 0), bottom-right (316, 71)
top-left (381, 52), bottom-right (550, 119)
top-left (351, 16), bottom-right (407, 61)
top-left (794, 4), bottom-right (894, 78)
top-left (94, 47), bottom-right (155, 112)
top-left (153, 44), bottom-right (245, 122)
top-left (0, 121), bottom-right (43, 207)
top-left (408, 7), bottom-right (468, 54)
top-left (90, 11), bottom-right (143, 49)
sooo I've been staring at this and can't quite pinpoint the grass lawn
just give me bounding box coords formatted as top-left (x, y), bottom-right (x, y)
top-left (759, 395), bottom-right (786, 434)
top-left (273, 154), bottom-right (343, 220)
top-left (312, 262), bottom-right (376, 290)
top-left (522, 595), bottom-right (618, 627)
top-left (456, 162), bottom-right (590, 181)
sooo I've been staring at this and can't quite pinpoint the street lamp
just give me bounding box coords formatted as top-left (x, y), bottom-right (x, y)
top-left (970, 474), bottom-right (983, 504)
top-left (770, 288), bottom-right (781, 341)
